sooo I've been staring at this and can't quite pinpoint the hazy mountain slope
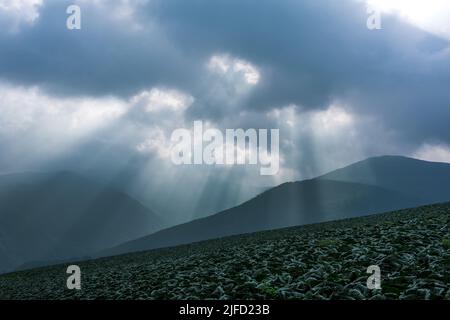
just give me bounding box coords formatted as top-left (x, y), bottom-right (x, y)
top-left (319, 156), bottom-right (450, 204)
top-left (99, 163), bottom-right (263, 224)
top-left (104, 156), bottom-right (450, 257)
top-left (3, 202), bottom-right (448, 300)
top-left (0, 171), bottom-right (163, 273)
top-left (103, 179), bottom-right (419, 257)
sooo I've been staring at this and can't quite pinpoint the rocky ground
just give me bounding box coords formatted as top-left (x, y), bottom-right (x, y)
top-left (1, 202), bottom-right (449, 300)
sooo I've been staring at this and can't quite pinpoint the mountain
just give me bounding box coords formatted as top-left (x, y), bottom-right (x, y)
top-left (319, 155), bottom-right (450, 204)
top-left (103, 156), bottom-right (450, 257)
top-left (3, 202), bottom-right (449, 300)
top-left (0, 171), bottom-right (163, 273)
top-left (96, 161), bottom-right (264, 225)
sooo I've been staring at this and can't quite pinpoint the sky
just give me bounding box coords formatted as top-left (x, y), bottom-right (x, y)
top-left (0, 0), bottom-right (450, 223)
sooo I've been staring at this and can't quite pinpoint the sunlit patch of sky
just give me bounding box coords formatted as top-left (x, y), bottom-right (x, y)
top-left (364, 0), bottom-right (450, 40)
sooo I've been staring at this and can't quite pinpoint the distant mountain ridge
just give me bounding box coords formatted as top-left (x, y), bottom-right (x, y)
top-left (0, 171), bottom-right (163, 273)
top-left (3, 156), bottom-right (450, 273)
top-left (103, 156), bottom-right (450, 257)
top-left (319, 155), bottom-right (450, 204)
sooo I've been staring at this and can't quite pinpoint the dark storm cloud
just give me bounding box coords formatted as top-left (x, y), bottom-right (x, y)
top-left (2, 0), bottom-right (450, 223)
top-left (1, 0), bottom-right (450, 177)
top-left (2, 0), bottom-right (449, 141)
top-left (146, 0), bottom-right (450, 141)
top-left (0, 0), bottom-right (200, 97)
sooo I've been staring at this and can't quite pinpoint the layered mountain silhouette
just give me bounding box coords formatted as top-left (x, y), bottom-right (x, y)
top-left (319, 155), bottom-right (450, 204)
top-left (103, 156), bottom-right (450, 257)
top-left (2, 156), bottom-right (449, 273)
top-left (0, 171), bottom-right (163, 273)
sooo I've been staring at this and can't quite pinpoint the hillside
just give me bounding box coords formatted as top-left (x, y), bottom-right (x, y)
top-left (3, 156), bottom-right (450, 274)
top-left (103, 156), bottom-right (450, 257)
top-left (319, 155), bottom-right (450, 204)
top-left (0, 171), bottom-right (163, 273)
top-left (1, 202), bottom-right (449, 300)
top-left (104, 178), bottom-right (420, 257)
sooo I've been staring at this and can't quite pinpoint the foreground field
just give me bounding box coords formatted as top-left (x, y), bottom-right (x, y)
top-left (1, 202), bottom-right (450, 300)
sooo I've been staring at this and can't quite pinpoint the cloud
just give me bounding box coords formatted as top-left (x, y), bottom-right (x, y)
top-left (0, 82), bottom-right (126, 136)
top-left (0, 0), bottom-right (43, 32)
top-left (365, 0), bottom-right (450, 40)
top-left (1, 0), bottom-right (450, 221)
top-left (136, 127), bottom-right (172, 159)
top-left (0, 82), bottom-right (195, 174)
top-left (413, 144), bottom-right (450, 163)
top-left (0, 82), bottom-right (128, 171)
top-left (2, 0), bottom-right (450, 131)
top-left (0, 0), bottom-right (198, 98)
top-left (265, 104), bottom-right (365, 179)
top-left (208, 54), bottom-right (260, 85)
top-left (131, 88), bottom-right (194, 113)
